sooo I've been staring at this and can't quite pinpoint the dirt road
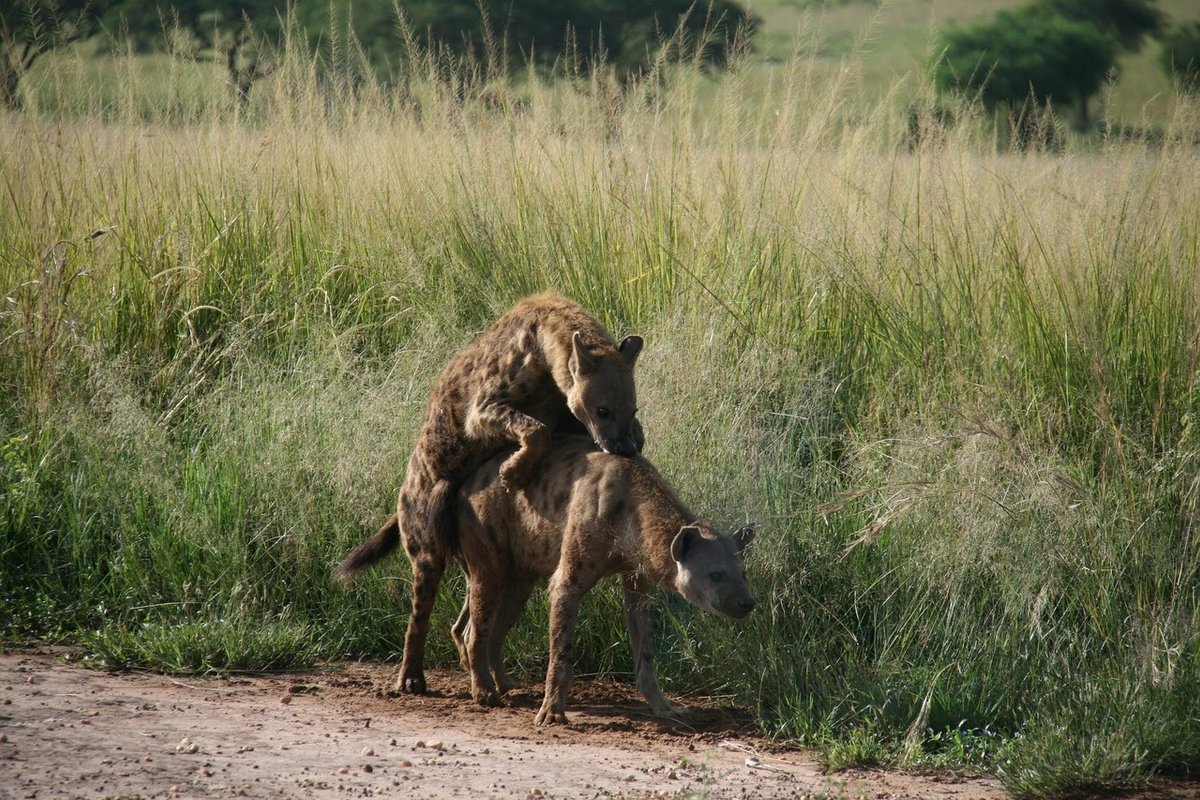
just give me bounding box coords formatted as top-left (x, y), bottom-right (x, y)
top-left (0, 651), bottom-right (1005, 799)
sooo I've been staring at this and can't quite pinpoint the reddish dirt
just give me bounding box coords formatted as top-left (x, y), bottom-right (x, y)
top-left (1, 650), bottom-right (1008, 799)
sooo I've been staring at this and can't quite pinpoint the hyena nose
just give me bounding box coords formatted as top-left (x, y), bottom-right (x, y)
top-left (738, 596), bottom-right (757, 615)
top-left (612, 436), bottom-right (639, 457)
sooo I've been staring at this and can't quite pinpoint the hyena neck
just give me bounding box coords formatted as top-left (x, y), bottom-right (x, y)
top-left (633, 474), bottom-right (695, 591)
top-left (540, 326), bottom-right (577, 391)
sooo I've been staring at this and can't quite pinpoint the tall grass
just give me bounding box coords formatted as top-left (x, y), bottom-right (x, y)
top-left (3, 33), bottom-right (1200, 796)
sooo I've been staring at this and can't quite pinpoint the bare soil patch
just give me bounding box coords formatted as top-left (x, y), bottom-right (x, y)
top-left (2, 649), bottom-right (1006, 799)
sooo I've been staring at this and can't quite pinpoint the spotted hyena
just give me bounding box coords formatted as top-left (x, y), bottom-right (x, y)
top-left (333, 293), bottom-right (645, 695)
top-left (452, 435), bottom-right (756, 726)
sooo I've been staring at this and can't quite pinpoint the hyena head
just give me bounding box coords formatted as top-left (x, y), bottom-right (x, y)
top-left (671, 524), bottom-right (756, 619)
top-left (566, 331), bottom-right (643, 457)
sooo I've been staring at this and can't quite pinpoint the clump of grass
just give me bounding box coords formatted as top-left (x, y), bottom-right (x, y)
top-left (85, 616), bottom-right (316, 674)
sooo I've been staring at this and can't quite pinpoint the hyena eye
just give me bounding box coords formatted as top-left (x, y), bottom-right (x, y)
top-left (708, 571), bottom-right (727, 583)
top-left (596, 406), bottom-right (612, 419)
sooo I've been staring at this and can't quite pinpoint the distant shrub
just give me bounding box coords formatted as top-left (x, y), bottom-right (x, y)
top-left (935, 7), bottom-right (1114, 134)
top-left (1161, 22), bottom-right (1200, 93)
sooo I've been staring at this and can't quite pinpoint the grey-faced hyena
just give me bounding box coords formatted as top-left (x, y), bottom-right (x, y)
top-left (452, 435), bottom-right (756, 726)
top-left (334, 293), bottom-right (645, 695)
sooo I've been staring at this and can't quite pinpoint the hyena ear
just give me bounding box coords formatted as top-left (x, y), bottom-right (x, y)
top-left (569, 331), bottom-right (596, 378)
top-left (732, 525), bottom-right (756, 554)
top-left (618, 335), bottom-right (643, 366)
top-left (670, 525), bottom-right (703, 563)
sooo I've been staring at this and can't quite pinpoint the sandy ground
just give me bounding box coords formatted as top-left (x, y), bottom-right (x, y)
top-left (0, 650), bottom-right (1010, 800)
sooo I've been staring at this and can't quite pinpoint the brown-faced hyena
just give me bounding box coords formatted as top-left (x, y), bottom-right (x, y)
top-left (333, 293), bottom-right (645, 695)
top-left (452, 435), bottom-right (756, 726)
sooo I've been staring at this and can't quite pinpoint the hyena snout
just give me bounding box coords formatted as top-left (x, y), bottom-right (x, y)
top-left (726, 592), bottom-right (757, 619)
top-left (693, 573), bottom-right (756, 620)
top-left (583, 419), bottom-right (640, 456)
top-left (609, 433), bottom-right (639, 456)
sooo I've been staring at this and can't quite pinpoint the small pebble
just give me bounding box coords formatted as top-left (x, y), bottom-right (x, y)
top-left (279, 694), bottom-right (292, 705)
top-left (361, 745), bottom-right (374, 757)
top-left (364, 764), bottom-right (374, 773)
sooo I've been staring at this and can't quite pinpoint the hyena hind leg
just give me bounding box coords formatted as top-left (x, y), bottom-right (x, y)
top-left (487, 579), bottom-right (537, 693)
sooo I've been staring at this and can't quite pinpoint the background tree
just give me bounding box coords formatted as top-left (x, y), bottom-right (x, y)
top-left (1161, 22), bottom-right (1200, 92)
top-left (97, 1), bottom-right (754, 103)
top-left (935, 7), bottom-right (1114, 134)
top-left (1, 0), bottom-right (106, 110)
top-left (1035, 0), bottom-right (1163, 53)
top-left (399, 0), bottom-right (755, 82)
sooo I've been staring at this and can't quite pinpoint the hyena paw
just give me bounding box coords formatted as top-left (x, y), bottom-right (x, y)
top-left (496, 673), bottom-right (521, 693)
top-left (472, 686), bottom-right (502, 707)
top-left (650, 700), bottom-right (683, 719)
top-left (498, 451), bottom-right (536, 488)
top-left (396, 670), bottom-right (427, 695)
top-left (533, 705), bottom-right (569, 726)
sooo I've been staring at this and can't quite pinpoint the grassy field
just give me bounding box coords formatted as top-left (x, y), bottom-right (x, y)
top-left (4, 10), bottom-right (1200, 798)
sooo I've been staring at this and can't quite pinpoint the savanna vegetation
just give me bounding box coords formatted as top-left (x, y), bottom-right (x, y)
top-left (3, 2), bottom-right (1200, 797)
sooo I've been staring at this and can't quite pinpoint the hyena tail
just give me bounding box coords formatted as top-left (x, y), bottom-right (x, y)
top-left (332, 512), bottom-right (401, 584)
top-left (425, 478), bottom-right (458, 553)
top-left (332, 478), bottom-right (458, 585)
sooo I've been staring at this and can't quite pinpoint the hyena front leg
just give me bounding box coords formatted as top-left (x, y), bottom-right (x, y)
top-left (622, 575), bottom-right (678, 717)
top-left (467, 395), bottom-right (551, 487)
top-left (535, 560), bottom-right (602, 726)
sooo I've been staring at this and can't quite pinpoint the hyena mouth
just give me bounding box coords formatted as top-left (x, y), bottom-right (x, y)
top-left (594, 434), bottom-right (637, 457)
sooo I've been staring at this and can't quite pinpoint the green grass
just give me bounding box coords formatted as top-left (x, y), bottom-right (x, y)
top-left (3, 26), bottom-right (1200, 798)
